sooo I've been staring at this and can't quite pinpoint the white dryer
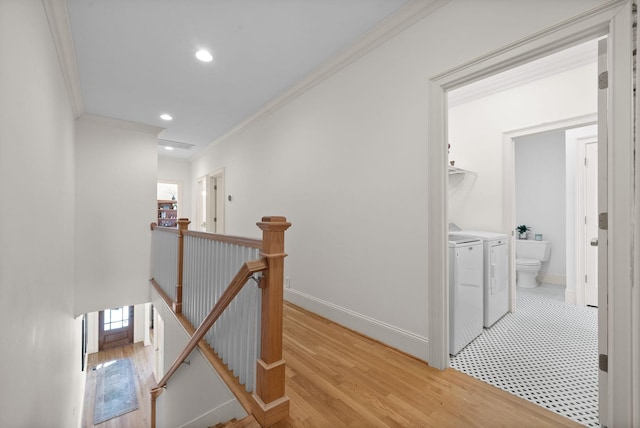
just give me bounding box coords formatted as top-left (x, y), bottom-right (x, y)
top-left (448, 235), bottom-right (483, 356)
top-left (450, 230), bottom-right (509, 328)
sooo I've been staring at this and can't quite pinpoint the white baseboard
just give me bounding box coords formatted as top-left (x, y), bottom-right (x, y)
top-left (179, 398), bottom-right (246, 428)
top-left (538, 273), bottom-right (566, 285)
top-left (284, 289), bottom-right (429, 362)
top-left (565, 288), bottom-right (577, 305)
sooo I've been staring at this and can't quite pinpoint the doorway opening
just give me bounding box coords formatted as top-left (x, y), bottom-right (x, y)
top-left (443, 37), bottom-right (602, 426)
top-left (196, 169), bottom-right (225, 234)
top-left (98, 306), bottom-right (134, 351)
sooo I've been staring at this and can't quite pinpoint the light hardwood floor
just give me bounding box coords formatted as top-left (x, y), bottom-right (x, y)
top-left (82, 341), bottom-right (156, 428)
top-left (83, 303), bottom-right (581, 427)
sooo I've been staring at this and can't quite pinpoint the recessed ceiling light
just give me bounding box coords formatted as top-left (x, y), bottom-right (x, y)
top-left (160, 113), bottom-right (173, 121)
top-left (195, 49), bottom-right (213, 63)
top-left (164, 146), bottom-right (174, 151)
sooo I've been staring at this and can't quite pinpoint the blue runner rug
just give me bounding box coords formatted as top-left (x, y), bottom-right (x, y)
top-left (93, 358), bottom-right (139, 424)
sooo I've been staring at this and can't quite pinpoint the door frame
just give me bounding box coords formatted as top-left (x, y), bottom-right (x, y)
top-left (98, 306), bottom-right (134, 350)
top-left (426, 2), bottom-right (634, 426)
top-left (502, 115), bottom-right (597, 312)
top-left (206, 168), bottom-right (225, 234)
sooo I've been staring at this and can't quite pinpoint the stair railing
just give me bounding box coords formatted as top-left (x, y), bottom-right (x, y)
top-left (149, 216), bottom-right (291, 428)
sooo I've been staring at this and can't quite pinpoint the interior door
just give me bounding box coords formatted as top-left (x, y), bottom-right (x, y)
top-left (153, 311), bottom-right (164, 380)
top-left (98, 306), bottom-right (134, 350)
top-left (206, 174), bottom-right (218, 233)
top-left (596, 37), bottom-right (608, 426)
top-left (584, 141), bottom-right (598, 307)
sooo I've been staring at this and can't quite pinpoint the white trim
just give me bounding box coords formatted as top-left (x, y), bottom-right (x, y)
top-left (191, 0), bottom-right (451, 161)
top-left (503, 114), bottom-right (597, 312)
top-left (428, 3), bottom-right (634, 425)
top-left (207, 168), bottom-right (225, 234)
top-left (178, 399), bottom-right (246, 428)
top-left (285, 289), bottom-right (430, 361)
top-left (604, 5), bottom-right (634, 425)
top-left (448, 40), bottom-right (598, 108)
top-left (77, 113), bottom-right (164, 135)
top-left (42, 0), bottom-right (84, 118)
top-left (537, 273), bottom-right (566, 286)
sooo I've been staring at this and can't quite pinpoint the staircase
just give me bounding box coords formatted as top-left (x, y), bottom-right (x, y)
top-left (211, 415), bottom-right (261, 428)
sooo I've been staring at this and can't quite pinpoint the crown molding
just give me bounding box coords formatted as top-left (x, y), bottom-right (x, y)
top-left (78, 113), bottom-right (164, 136)
top-left (448, 39), bottom-right (598, 108)
top-left (42, 0), bottom-right (85, 118)
top-left (193, 0), bottom-right (451, 161)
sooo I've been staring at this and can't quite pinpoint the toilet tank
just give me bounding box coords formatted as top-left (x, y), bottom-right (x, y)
top-left (516, 240), bottom-right (551, 261)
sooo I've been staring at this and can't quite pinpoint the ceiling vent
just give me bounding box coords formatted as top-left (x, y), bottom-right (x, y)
top-left (157, 139), bottom-right (196, 150)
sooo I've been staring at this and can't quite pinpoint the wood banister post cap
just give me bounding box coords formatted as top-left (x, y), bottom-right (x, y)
top-left (257, 216), bottom-right (291, 231)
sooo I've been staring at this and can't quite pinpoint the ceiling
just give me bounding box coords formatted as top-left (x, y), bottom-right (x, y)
top-left (66, 0), bottom-right (411, 160)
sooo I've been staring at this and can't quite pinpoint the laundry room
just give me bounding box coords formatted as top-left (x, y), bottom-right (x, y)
top-left (444, 39), bottom-right (602, 427)
top-left (447, 39), bottom-right (598, 301)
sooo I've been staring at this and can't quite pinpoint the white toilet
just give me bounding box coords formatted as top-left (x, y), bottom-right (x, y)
top-left (516, 240), bottom-right (551, 288)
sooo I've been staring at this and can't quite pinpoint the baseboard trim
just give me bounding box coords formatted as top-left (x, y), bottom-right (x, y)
top-left (284, 289), bottom-right (429, 361)
top-left (565, 288), bottom-right (577, 305)
top-left (178, 398), bottom-right (246, 428)
top-left (538, 273), bottom-right (566, 285)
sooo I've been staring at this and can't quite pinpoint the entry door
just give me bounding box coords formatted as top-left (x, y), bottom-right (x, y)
top-left (596, 37), bottom-right (609, 426)
top-left (584, 141), bottom-right (598, 307)
top-left (98, 306), bottom-right (134, 350)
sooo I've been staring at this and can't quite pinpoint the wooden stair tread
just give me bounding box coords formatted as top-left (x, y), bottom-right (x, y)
top-left (210, 415), bottom-right (260, 428)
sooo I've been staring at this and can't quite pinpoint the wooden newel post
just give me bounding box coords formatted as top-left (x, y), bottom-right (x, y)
top-left (252, 216), bottom-right (291, 427)
top-left (174, 218), bottom-right (191, 314)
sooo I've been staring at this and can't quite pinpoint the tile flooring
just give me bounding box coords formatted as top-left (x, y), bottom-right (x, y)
top-left (450, 284), bottom-right (599, 427)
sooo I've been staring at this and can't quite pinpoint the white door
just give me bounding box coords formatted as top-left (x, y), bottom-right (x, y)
top-left (195, 177), bottom-right (207, 231)
top-left (206, 171), bottom-right (225, 234)
top-left (153, 311), bottom-right (164, 381)
top-left (596, 37), bottom-right (608, 426)
top-left (206, 175), bottom-right (218, 233)
top-left (584, 141), bottom-right (598, 307)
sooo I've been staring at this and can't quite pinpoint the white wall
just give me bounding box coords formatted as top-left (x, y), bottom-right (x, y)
top-left (75, 115), bottom-right (159, 315)
top-left (448, 62), bottom-right (597, 233)
top-left (158, 156), bottom-right (191, 219)
top-left (151, 288), bottom-right (246, 428)
top-left (0, 1), bottom-right (84, 426)
top-left (189, 0), bottom-right (606, 360)
top-left (514, 130), bottom-right (566, 281)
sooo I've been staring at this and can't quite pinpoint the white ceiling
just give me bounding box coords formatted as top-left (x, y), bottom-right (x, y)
top-left (67, 0), bottom-right (411, 159)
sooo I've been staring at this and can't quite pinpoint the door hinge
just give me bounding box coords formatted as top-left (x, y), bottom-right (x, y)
top-left (214, 185), bottom-right (217, 190)
top-left (584, 157), bottom-right (587, 166)
top-left (599, 354), bottom-right (608, 372)
top-left (599, 212), bottom-right (608, 230)
top-left (214, 217), bottom-right (217, 222)
top-left (599, 71), bottom-right (608, 89)
top-left (585, 274), bottom-right (588, 283)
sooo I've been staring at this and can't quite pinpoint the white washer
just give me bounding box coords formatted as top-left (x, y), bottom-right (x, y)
top-left (448, 235), bottom-right (483, 356)
top-left (450, 230), bottom-right (509, 328)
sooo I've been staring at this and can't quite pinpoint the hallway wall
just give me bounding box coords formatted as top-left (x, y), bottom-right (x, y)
top-left (0, 1), bottom-right (84, 426)
top-left (74, 115), bottom-right (159, 315)
top-left (190, 0), bottom-right (607, 361)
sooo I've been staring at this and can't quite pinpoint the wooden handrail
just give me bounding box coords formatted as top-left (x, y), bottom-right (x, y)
top-left (150, 216), bottom-right (291, 428)
top-left (151, 258), bottom-right (267, 427)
